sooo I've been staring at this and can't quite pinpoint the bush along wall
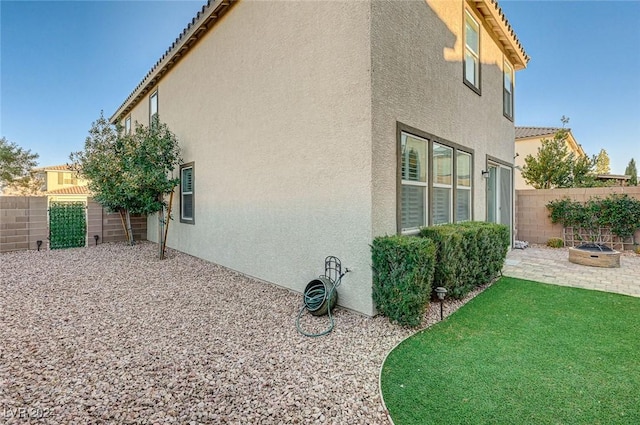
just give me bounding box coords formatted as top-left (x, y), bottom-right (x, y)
top-left (371, 235), bottom-right (436, 327)
top-left (420, 222), bottom-right (509, 299)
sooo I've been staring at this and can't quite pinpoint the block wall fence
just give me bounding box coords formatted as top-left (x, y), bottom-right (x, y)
top-left (515, 186), bottom-right (640, 250)
top-left (0, 196), bottom-right (146, 253)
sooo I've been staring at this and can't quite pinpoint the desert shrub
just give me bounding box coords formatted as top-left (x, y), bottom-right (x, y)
top-left (547, 237), bottom-right (564, 248)
top-left (371, 235), bottom-right (436, 327)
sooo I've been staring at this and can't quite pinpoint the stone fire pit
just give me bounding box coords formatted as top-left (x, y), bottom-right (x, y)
top-left (568, 243), bottom-right (621, 268)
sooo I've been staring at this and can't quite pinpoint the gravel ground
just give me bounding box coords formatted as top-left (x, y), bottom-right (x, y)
top-left (0, 242), bottom-right (486, 424)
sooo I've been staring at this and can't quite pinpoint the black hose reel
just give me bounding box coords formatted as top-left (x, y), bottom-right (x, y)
top-left (296, 256), bottom-right (349, 337)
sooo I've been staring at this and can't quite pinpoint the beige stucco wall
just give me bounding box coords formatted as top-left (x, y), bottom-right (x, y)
top-left (370, 0), bottom-right (517, 236)
top-left (45, 170), bottom-right (88, 192)
top-left (124, 1), bottom-right (375, 314)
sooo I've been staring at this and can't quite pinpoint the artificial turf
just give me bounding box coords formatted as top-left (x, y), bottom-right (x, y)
top-left (381, 277), bottom-right (640, 425)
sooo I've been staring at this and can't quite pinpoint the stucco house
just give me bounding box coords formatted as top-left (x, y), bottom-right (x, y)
top-left (38, 165), bottom-right (91, 203)
top-left (514, 127), bottom-right (586, 190)
top-left (110, 0), bottom-right (528, 316)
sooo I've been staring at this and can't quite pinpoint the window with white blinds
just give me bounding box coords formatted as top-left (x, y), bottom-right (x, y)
top-left (399, 130), bottom-right (473, 232)
top-left (432, 144), bottom-right (453, 225)
top-left (180, 163), bottom-right (194, 224)
top-left (400, 133), bottom-right (428, 232)
top-left (456, 151), bottom-right (472, 222)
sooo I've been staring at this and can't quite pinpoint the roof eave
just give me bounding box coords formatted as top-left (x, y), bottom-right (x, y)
top-left (110, 0), bottom-right (236, 124)
top-left (468, 0), bottom-right (530, 71)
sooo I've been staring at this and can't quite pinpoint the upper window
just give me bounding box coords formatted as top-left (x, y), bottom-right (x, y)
top-left (149, 90), bottom-right (158, 126)
top-left (399, 129), bottom-right (473, 233)
top-left (180, 163), bottom-right (194, 224)
top-left (125, 116), bottom-right (131, 135)
top-left (464, 11), bottom-right (480, 93)
top-left (503, 61), bottom-right (514, 120)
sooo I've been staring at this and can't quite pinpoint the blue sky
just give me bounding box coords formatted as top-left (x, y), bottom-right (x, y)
top-left (1, 0), bottom-right (639, 174)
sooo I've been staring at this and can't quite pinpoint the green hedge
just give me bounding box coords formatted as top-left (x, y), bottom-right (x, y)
top-left (372, 236), bottom-right (436, 327)
top-left (420, 222), bottom-right (509, 299)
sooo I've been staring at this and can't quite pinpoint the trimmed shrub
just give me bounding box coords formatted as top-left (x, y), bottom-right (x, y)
top-left (547, 237), bottom-right (564, 248)
top-left (420, 222), bottom-right (509, 299)
top-left (372, 235), bottom-right (436, 327)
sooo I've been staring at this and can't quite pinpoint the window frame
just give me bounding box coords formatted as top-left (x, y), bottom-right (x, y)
top-left (396, 123), bottom-right (474, 234)
top-left (503, 60), bottom-right (514, 120)
top-left (125, 116), bottom-right (131, 135)
top-left (149, 90), bottom-right (158, 126)
top-left (463, 10), bottom-right (481, 95)
top-left (400, 132), bottom-right (430, 234)
top-left (180, 162), bottom-right (195, 224)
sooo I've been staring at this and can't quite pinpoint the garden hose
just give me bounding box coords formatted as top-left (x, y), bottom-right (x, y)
top-left (296, 270), bottom-right (349, 337)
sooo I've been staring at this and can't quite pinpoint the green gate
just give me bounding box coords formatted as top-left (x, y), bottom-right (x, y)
top-left (49, 202), bottom-right (87, 249)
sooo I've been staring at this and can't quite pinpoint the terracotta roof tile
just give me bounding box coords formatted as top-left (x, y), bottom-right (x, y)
top-left (46, 186), bottom-right (91, 195)
top-left (515, 126), bottom-right (567, 139)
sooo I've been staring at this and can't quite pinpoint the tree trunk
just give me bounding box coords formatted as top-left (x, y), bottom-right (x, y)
top-left (119, 209), bottom-right (130, 244)
top-left (125, 209), bottom-right (134, 246)
top-left (161, 190), bottom-right (174, 260)
top-left (158, 195), bottom-right (165, 259)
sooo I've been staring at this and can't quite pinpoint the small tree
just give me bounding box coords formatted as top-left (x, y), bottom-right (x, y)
top-left (521, 129), bottom-right (575, 189)
top-left (594, 149), bottom-right (611, 174)
top-left (71, 112), bottom-right (181, 256)
top-left (625, 158), bottom-right (637, 186)
top-left (0, 137), bottom-right (39, 192)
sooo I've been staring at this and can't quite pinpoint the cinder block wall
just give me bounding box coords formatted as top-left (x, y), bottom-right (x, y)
top-left (0, 196), bottom-right (146, 253)
top-left (0, 196), bottom-right (48, 252)
top-left (515, 187), bottom-right (640, 250)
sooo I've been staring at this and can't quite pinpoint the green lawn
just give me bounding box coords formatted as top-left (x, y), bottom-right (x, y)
top-left (381, 277), bottom-right (640, 425)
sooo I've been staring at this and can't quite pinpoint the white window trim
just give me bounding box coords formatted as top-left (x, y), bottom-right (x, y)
top-left (125, 116), bottom-right (131, 135)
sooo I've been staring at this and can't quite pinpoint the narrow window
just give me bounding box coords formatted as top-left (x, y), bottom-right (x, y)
top-left (464, 11), bottom-right (480, 93)
top-left (180, 163), bottom-right (194, 224)
top-left (400, 132), bottom-right (428, 233)
top-left (503, 61), bottom-right (514, 120)
top-left (57, 172), bottom-right (64, 185)
top-left (125, 116), bottom-right (131, 135)
top-left (432, 143), bottom-right (453, 225)
top-left (456, 151), bottom-right (472, 222)
top-left (149, 90), bottom-right (158, 126)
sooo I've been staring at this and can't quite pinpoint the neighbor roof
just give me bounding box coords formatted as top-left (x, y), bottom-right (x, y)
top-left (515, 126), bottom-right (586, 158)
top-left (46, 186), bottom-right (91, 195)
top-left (110, 0), bottom-right (529, 124)
top-left (36, 164), bottom-right (73, 172)
top-left (515, 127), bottom-right (565, 139)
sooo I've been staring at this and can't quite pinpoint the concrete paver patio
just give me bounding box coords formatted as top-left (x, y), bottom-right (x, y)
top-left (503, 246), bottom-right (640, 297)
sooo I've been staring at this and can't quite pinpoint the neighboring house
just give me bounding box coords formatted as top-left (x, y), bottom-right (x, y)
top-left (514, 127), bottom-right (586, 190)
top-left (595, 174), bottom-right (631, 186)
top-left (38, 165), bottom-right (91, 203)
top-left (110, 0), bottom-right (529, 316)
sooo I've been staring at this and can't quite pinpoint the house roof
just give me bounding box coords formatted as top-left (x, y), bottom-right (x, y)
top-left (469, 0), bottom-right (530, 70)
top-left (46, 186), bottom-right (91, 195)
top-left (36, 164), bottom-right (73, 172)
top-left (110, 0), bottom-right (529, 123)
top-left (515, 126), bottom-right (586, 158)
